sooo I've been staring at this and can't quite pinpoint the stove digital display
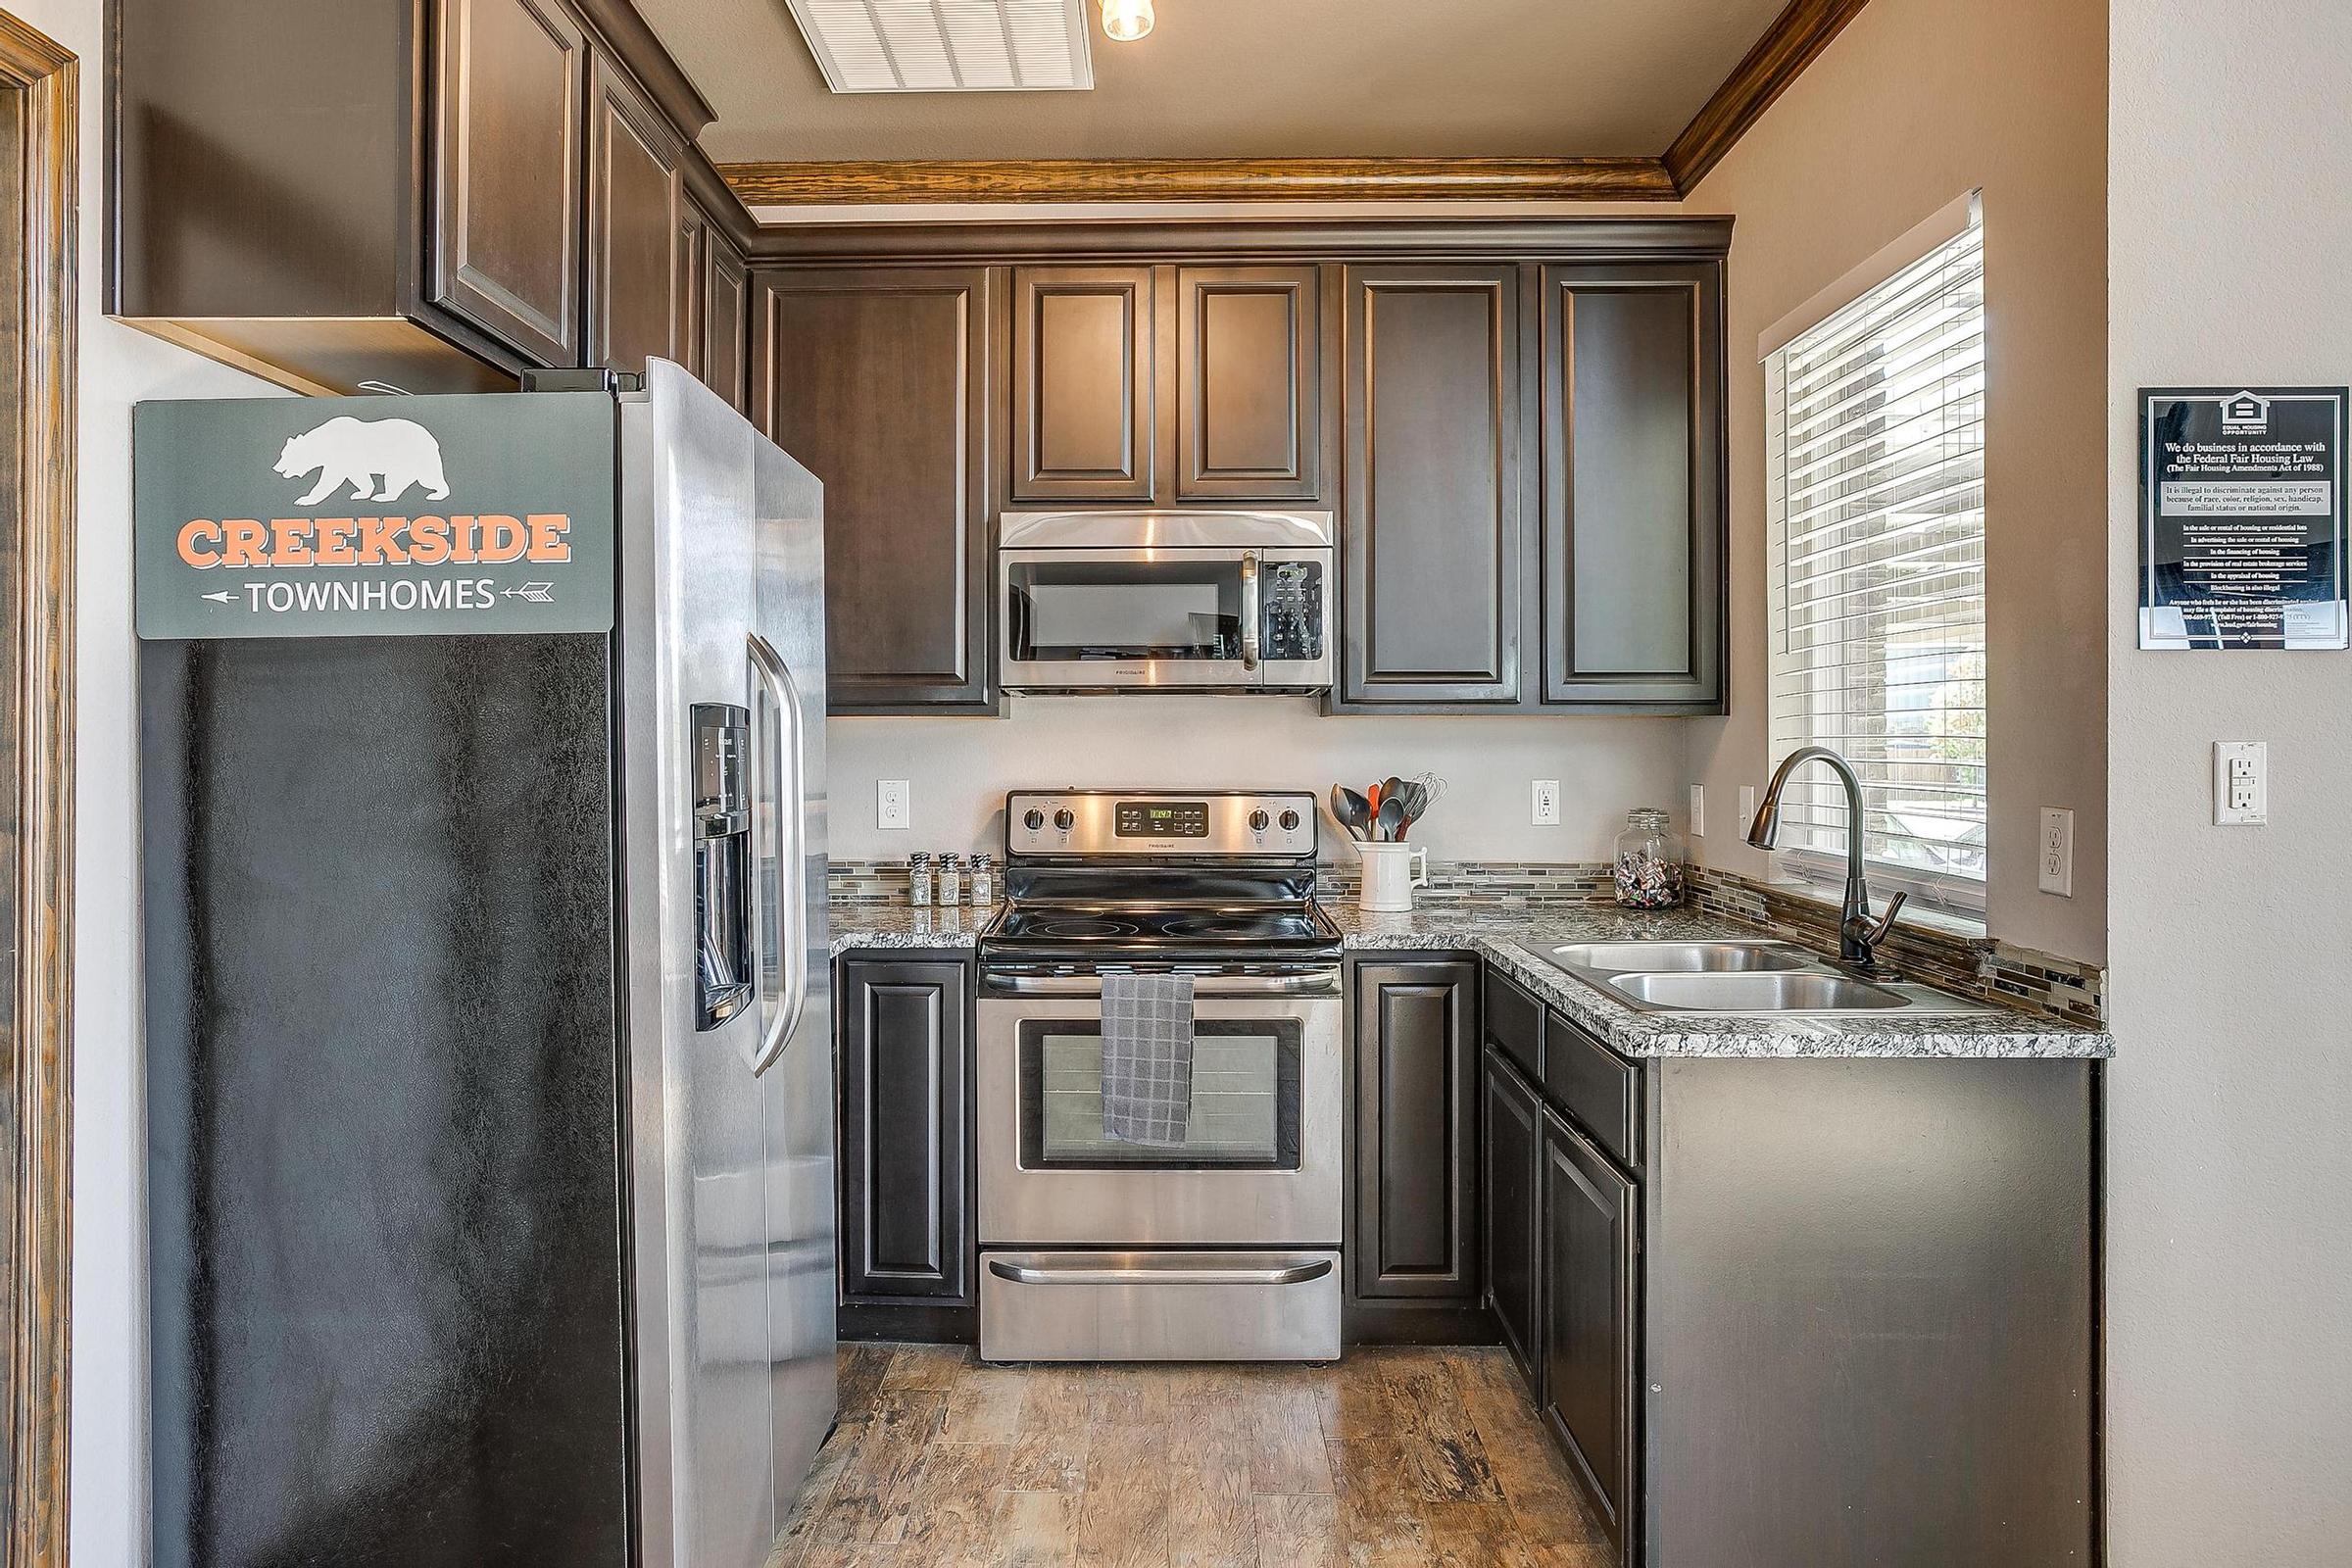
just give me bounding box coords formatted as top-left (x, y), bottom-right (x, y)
top-left (1114, 800), bottom-right (1210, 838)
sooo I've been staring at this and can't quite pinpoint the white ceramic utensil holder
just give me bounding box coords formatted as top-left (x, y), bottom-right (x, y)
top-left (1354, 842), bottom-right (1430, 912)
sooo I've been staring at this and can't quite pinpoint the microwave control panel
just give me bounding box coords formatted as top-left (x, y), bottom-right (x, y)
top-left (1260, 561), bottom-right (1325, 662)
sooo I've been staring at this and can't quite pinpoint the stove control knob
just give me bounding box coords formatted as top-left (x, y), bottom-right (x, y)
top-left (1279, 809), bottom-right (1301, 832)
top-left (1249, 809), bottom-right (1271, 833)
top-left (1054, 808), bottom-right (1075, 832)
top-left (1023, 808), bottom-right (1046, 831)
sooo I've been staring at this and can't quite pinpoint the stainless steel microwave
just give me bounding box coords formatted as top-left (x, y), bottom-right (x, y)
top-left (999, 511), bottom-right (1335, 693)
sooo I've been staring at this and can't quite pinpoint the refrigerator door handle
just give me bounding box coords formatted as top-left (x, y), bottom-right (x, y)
top-left (748, 632), bottom-right (809, 1077)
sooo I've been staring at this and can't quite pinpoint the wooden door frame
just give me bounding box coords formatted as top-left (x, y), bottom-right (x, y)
top-left (0, 12), bottom-right (75, 1568)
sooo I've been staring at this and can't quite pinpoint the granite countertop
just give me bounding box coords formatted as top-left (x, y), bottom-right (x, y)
top-left (829, 898), bottom-right (2114, 1060)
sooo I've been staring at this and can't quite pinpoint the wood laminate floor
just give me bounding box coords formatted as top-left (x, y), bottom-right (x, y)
top-left (768, 1344), bottom-right (1615, 1567)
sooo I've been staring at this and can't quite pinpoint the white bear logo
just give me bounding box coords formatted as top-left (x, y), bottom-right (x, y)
top-left (274, 416), bottom-right (452, 506)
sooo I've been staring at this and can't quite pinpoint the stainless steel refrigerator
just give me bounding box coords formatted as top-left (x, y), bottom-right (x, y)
top-left (138, 361), bottom-right (835, 1568)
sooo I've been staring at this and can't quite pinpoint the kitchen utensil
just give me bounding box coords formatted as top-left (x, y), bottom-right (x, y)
top-left (1394, 780), bottom-right (1430, 838)
top-left (1376, 796), bottom-right (1405, 843)
top-left (1381, 777), bottom-right (1404, 813)
top-left (1330, 785), bottom-right (1371, 841)
top-left (1365, 781), bottom-right (1381, 819)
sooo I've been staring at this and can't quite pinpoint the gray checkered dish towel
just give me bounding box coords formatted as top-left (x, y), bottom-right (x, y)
top-left (1100, 970), bottom-right (1196, 1146)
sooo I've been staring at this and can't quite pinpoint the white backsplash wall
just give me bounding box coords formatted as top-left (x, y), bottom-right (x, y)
top-left (826, 696), bottom-right (1690, 863)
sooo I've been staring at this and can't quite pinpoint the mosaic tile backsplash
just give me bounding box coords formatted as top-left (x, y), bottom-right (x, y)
top-left (826, 857), bottom-right (2106, 1026)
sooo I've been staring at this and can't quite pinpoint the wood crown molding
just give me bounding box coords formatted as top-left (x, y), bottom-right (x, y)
top-left (715, 0), bottom-right (1874, 211)
top-left (719, 157), bottom-right (1678, 208)
top-left (1663, 0), bottom-right (1876, 192)
top-left (0, 14), bottom-right (78, 1568)
top-left (740, 215), bottom-right (1733, 266)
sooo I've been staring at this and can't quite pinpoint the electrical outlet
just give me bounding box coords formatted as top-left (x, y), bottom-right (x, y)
top-left (2212, 742), bottom-right (2267, 826)
top-left (2038, 808), bottom-right (2074, 897)
top-left (1532, 780), bottom-right (1560, 826)
top-left (876, 779), bottom-right (911, 830)
top-left (1738, 786), bottom-right (1758, 833)
top-left (1689, 784), bottom-right (1706, 838)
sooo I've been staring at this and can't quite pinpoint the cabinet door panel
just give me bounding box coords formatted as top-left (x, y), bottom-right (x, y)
top-left (1011, 266), bottom-right (1153, 501)
top-left (429, 0), bottom-right (586, 368)
top-left (703, 235), bottom-right (750, 412)
top-left (585, 53), bottom-right (683, 376)
top-left (756, 269), bottom-right (994, 711)
top-left (1542, 263), bottom-right (1724, 709)
top-left (1351, 960), bottom-right (1480, 1300)
top-left (676, 205), bottom-right (708, 380)
top-left (839, 959), bottom-right (970, 1302)
top-left (1485, 1047), bottom-right (1544, 1388)
top-left (1542, 1107), bottom-right (1639, 1557)
top-left (1342, 266), bottom-right (1523, 705)
top-left (1178, 266), bottom-right (1320, 500)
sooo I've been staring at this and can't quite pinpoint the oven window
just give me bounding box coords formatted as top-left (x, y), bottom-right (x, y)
top-left (1018, 1018), bottom-right (1302, 1169)
top-left (1005, 559), bottom-right (1245, 662)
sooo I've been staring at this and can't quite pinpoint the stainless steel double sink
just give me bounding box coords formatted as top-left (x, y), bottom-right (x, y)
top-left (1538, 940), bottom-right (1996, 1016)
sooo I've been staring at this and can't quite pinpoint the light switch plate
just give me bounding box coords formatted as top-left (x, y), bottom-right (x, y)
top-left (2212, 742), bottom-right (2267, 825)
top-left (2038, 808), bottom-right (2074, 896)
top-left (877, 779), bottom-right (911, 830)
top-left (1689, 784), bottom-right (1706, 838)
top-left (1532, 780), bottom-right (1560, 826)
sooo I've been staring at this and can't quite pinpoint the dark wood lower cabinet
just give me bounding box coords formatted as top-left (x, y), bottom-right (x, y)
top-left (1540, 1104), bottom-right (1640, 1563)
top-left (1482, 1046), bottom-right (1543, 1386)
top-left (836, 955), bottom-right (972, 1307)
top-left (1349, 958), bottom-right (1481, 1310)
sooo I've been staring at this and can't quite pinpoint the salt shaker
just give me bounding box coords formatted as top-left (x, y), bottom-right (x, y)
top-left (968, 853), bottom-right (997, 906)
top-left (906, 852), bottom-right (933, 907)
top-left (936, 854), bottom-right (963, 906)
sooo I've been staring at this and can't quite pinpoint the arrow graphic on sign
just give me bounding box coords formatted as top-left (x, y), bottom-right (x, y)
top-left (503, 583), bottom-right (557, 604)
top-left (200, 590), bottom-right (237, 605)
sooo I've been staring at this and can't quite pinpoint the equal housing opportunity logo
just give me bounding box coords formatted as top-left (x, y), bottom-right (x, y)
top-left (134, 392), bottom-right (616, 640)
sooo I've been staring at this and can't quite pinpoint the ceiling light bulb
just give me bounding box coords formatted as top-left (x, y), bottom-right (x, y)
top-left (1102, 0), bottom-right (1153, 42)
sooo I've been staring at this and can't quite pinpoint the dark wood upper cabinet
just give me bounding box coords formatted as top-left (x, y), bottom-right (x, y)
top-left (430, 0), bottom-right (588, 370)
top-left (1350, 959), bottom-right (1481, 1302)
top-left (1176, 266), bottom-right (1322, 501)
top-left (1542, 1105), bottom-right (1641, 1563)
top-left (837, 956), bottom-right (971, 1304)
top-left (702, 229), bottom-right (752, 413)
top-left (1009, 266), bottom-right (1154, 502)
top-left (1340, 265), bottom-right (1526, 707)
top-left (1484, 1046), bottom-right (1544, 1387)
top-left (1542, 262), bottom-right (1725, 710)
top-left (584, 52), bottom-right (684, 376)
top-left (676, 204), bottom-right (708, 381)
top-left (755, 268), bottom-right (995, 713)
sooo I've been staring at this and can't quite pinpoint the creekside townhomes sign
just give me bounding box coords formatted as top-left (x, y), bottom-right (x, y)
top-left (134, 391), bottom-right (617, 639)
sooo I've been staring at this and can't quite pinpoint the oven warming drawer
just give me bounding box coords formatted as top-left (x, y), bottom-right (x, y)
top-left (979, 1250), bottom-right (1342, 1362)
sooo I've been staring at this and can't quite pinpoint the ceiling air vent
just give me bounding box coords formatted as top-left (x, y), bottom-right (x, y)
top-left (786, 0), bottom-right (1095, 93)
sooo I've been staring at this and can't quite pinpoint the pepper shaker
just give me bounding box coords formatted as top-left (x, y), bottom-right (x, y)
top-left (969, 853), bottom-right (996, 906)
top-left (936, 853), bottom-right (963, 906)
top-left (906, 852), bottom-right (933, 907)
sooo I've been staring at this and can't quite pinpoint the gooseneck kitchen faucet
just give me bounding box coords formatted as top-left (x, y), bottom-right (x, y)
top-left (1745, 745), bottom-right (1909, 974)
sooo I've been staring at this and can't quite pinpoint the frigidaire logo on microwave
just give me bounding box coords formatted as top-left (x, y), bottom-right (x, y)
top-left (133, 392), bottom-right (617, 641)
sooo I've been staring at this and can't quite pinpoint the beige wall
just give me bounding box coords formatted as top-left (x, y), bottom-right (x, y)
top-left (2105, 2), bottom-right (2352, 1559)
top-left (1679, 0), bottom-right (2110, 962)
top-left (10, 0), bottom-right (292, 1559)
top-left (830, 701), bottom-right (1688, 863)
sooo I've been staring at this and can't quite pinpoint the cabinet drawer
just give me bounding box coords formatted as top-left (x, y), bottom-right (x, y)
top-left (1544, 1010), bottom-right (1639, 1168)
top-left (1484, 965), bottom-right (1543, 1082)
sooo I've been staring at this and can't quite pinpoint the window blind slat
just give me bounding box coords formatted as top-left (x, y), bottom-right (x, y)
top-left (1767, 206), bottom-right (1986, 902)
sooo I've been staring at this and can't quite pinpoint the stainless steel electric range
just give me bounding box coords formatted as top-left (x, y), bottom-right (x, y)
top-left (975, 790), bottom-right (1345, 1362)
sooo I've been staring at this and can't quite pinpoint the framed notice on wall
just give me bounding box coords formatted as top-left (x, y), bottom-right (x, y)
top-left (2138, 386), bottom-right (2349, 650)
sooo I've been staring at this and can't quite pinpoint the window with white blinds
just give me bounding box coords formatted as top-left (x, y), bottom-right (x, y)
top-left (1765, 201), bottom-right (1985, 918)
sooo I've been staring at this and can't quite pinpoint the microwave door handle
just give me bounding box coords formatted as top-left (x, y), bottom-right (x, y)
top-left (1240, 552), bottom-right (1261, 671)
top-left (747, 632), bottom-right (808, 1077)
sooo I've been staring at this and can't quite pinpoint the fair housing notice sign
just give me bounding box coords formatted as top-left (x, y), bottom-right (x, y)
top-left (133, 391), bottom-right (616, 639)
top-left (2138, 386), bottom-right (2349, 651)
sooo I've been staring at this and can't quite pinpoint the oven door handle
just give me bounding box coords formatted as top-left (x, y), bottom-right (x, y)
top-left (988, 1257), bottom-right (1333, 1288)
top-left (981, 971), bottom-right (1341, 997)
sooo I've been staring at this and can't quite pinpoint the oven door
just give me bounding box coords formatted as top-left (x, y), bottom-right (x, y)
top-left (977, 980), bottom-right (1343, 1247)
top-left (1000, 548), bottom-right (1332, 691)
